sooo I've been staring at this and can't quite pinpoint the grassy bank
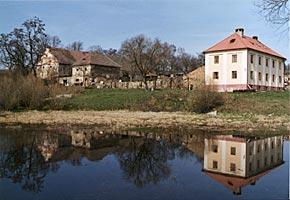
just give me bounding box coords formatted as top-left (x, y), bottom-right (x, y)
top-left (60, 88), bottom-right (290, 116)
top-left (0, 110), bottom-right (289, 131)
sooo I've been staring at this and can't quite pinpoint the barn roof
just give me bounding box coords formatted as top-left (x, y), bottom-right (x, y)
top-left (49, 48), bottom-right (121, 68)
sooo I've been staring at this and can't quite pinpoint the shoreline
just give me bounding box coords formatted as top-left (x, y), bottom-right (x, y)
top-left (0, 110), bottom-right (289, 132)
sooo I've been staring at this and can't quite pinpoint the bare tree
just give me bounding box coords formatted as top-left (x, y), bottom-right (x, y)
top-left (120, 35), bottom-right (174, 89)
top-left (0, 17), bottom-right (48, 76)
top-left (88, 45), bottom-right (104, 54)
top-left (255, 0), bottom-right (289, 26)
top-left (47, 35), bottom-right (62, 48)
top-left (171, 48), bottom-right (204, 74)
top-left (66, 41), bottom-right (83, 51)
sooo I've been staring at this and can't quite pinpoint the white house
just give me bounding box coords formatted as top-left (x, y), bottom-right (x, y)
top-left (203, 135), bottom-right (284, 195)
top-left (204, 28), bottom-right (286, 92)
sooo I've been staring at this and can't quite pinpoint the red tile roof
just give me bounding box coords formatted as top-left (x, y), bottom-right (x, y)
top-left (204, 163), bottom-right (283, 194)
top-left (49, 48), bottom-right (121, 68)
top-left (204, 33), bottom-right (286, 59)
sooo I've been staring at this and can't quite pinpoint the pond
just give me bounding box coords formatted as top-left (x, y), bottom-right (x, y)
top-left (0, 126), bottom-right (288, 200)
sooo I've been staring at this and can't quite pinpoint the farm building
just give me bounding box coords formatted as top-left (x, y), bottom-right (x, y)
top-left (37, 48), bottom-right (121, 86)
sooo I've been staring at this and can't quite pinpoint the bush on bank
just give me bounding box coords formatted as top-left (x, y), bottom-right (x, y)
top-left (0, 72), bottom-right (83, 111)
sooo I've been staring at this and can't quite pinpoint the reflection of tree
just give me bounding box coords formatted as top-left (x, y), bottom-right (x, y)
top-left (0, 132), bottom-right (60, 192)
top-left (117, 137), bottom-right (175, 187)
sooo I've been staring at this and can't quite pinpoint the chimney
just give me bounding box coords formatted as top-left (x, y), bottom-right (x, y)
top-left (235, 28), bottom-right (244, 36)
top-left (252, 36), bottom-right (258, 40)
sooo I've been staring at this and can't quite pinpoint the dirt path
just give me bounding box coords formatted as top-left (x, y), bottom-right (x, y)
top-left (0, 110), bottom-right (289, 131)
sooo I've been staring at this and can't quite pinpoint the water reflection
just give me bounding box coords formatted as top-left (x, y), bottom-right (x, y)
top-left (203, 135), bottom-right (284, 195)
top-left (0, 127), bottom-right (288, 199)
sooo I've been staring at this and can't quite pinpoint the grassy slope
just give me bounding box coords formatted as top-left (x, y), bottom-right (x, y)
top-left (61, 89), bottom-right (186, 111)
top-left (61, 88), bottom-right (290, 116)
top-left (219, 91), bottom-right (290, 116)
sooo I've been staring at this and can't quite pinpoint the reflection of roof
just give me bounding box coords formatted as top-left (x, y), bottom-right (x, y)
top-left (204, 33), bottom-right (285, 59)
top-left (49, 48), bottom-right (121, 68)
top-left (204, 163), bottom-right (284, 194)
top-left (211, 135), bottom-right (247, 143)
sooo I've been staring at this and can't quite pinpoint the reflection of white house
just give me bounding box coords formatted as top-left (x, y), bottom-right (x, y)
top-left (203, 135), bottom-right (284, 195)
top-left (204, 28), bottom-right (286, 92)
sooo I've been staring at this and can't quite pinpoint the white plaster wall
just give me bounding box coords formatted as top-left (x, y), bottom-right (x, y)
top-left (247, 50), bottom-right (285, 87)
top-left (205, 50), bottom-right (248, 86)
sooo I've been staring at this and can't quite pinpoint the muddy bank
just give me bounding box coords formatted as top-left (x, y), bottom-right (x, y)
top-left (0, 110), bottom-right (289, 131)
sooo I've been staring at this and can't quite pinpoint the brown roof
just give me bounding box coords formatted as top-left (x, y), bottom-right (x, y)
top-left (204, 33), bottom-right (286, 59)
top-left (73, 52), bottom-right (121, 68)
top-left (49, 48), bottom-right (121, 68)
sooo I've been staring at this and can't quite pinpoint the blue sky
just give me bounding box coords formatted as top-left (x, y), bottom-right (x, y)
top-left (0, 0), bottom-right (289, 60)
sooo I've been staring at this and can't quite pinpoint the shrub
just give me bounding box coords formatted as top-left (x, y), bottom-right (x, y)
top-left (0, 72), bottom-right (83, 111)
top-left (186, 85), bottom-right (225, 113)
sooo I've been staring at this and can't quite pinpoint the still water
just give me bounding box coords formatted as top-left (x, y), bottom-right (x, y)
top-left (0, 126), bottom-right (288, 200)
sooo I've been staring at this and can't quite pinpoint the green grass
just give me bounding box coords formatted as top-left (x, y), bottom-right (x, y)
top-left (61, 88), bottom-right (188, 111)
top-left (60, 88), bottom-right (290, 116)
top-left (220, 91), bottom-right (290, 116)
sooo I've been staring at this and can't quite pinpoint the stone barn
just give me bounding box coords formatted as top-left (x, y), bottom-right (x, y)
top-left (37, 48), bottom-right (121, 86)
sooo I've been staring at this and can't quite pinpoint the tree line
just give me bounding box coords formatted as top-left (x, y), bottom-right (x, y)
top-left (0, 17), bottom-right (204, 82)
top-left (0, 0), bottom-right (288, 81)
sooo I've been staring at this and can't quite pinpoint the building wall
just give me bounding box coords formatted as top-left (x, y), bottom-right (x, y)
top-left (71, 65), bottom-right (92, 86)
top-left (247, 50), bottom-right (284, 89)
top-left (245, 136), bottom-right (283, 177)
top-left (204, 137), bottom-right (246, 177)
top-left (205, 50), bottom-right (248, 92)
top-left (204, 136), bottom-right (283, 178)
top-left (205, 49), bottom-right (285, 92)
top-left (91, 65), bottom-right (121, 80)
top-left (36, 49), bottom-right (59, 80)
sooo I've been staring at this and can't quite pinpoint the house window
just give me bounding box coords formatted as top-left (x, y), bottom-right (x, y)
top-left (250, 71), bottom-right (254, 79)
top-left (257, 144), bottom-right (261, 153)
top-left (266, 58), bottom-right (269, 67)
top-left (272, 60), bottom-right (275, 68)
top-left (264, 143), bottom-right (268, 151)
top-left (279, 62), bottom-right (282, 70)
top-left (212, 144), bottom-right (218, 153)
top-left (272, 75), bottom-right (275, 82)
top-left (257, 159), bottom-right (260, 169)
top-left (76, 68), bottom-right (79, 71)
top-left (271, 155), bottom-right (274, 163)
top-left (213, 72), bottom-right (219, 79)
top-left (75, 79), bottom-right (79, 82)
top-left (232, 54), bottom-right (237, 63)
top-left (213, 161), bottom-right (218, 169)
top-left (230, 147), bottom-right (236, 155)
top-left (232, 71), bottom-right (237, 79)
top-left (266, 73), bottom-right (269, 81)
top-left (250, 54), bottom-right (254, 64)
top-left (230, 163), bottom-right (236, 172)
top-left (249, 162), bottom-right (252, 171)
top-left (85, 68), bottom-right (87, 71)
top-left (264, 157), bottom-right (268, 166)
top-left (258, 72), bottom-right (262, 81)
top-left (271, 141), bottom-right (274, 149)
top-left (279, 76), bottom-right (282, 83)
top-left (214, 56), bottom-right (219, 64)
top-left (258, 56), bottom-right (262, 65)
